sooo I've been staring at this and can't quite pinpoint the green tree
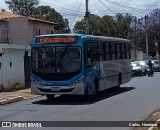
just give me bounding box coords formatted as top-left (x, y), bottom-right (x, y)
top-left (74, 19), bottom-right (86, 34)
top-left (115, 13), bottom-right (133, 38)
top-left (88, 14), bottom-right (102, 35)
top-left (74, 13), bottom-right (133, 37)
top-left (31, 6), bottom-right (70, 33)
top-left (5, 0), bottom-right (39, 16)
top-left (100, 15), bottom-right (117, 37)
top-left (74, 14), bottom-right (102, 35)
top-left (5, 1), bottom-right (70, 33)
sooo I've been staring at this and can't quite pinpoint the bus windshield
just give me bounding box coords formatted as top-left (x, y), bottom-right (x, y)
top-left (31, 46), bottom-right (81, 81)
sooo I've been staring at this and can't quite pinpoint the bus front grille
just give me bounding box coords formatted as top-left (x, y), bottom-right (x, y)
top-left (38, 87), bottom-right (75, 93)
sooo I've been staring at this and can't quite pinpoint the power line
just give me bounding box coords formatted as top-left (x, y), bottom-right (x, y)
top-left (104, 0), bottom-right (152, 12)
top-left (40, 0), bottom-right (84, 16)
top-left (108, 0), bottom-right (160, 7)
top-left (90, 10), bottom-right (146, 15)
top-left (98, 0), bottom-right (116, 15)
top-left (70, 0), bottom-right (84, 28)
top-left (52, 0), bottom-right (78, 9)
top-left (60, 12), bottom-right (83, 17)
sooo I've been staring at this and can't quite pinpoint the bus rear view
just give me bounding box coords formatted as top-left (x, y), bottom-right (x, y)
top-left (31, 34), bottom-right (84, 100)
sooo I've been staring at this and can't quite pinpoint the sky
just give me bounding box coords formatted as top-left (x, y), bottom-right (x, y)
top-left (1, 0), bottom-right (160, 29)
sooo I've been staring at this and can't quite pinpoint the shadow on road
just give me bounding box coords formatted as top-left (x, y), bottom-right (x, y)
top-left (32, 87), bottom-right (135, 105)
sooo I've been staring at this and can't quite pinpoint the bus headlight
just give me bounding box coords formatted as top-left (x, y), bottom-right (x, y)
top-left (30, 77), bottom-right (39, 85)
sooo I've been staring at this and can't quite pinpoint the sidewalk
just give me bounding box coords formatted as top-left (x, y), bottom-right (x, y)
top-left (132, 110), bottom-right (160, 130)
top-left (0, 88), bottom-right (40, 105)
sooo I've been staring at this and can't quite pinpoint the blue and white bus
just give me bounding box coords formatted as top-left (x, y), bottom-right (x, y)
top-left (31, 34), bottom-right (132, 100)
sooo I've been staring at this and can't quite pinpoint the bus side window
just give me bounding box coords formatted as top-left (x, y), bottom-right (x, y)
top-left (114, 43), bottom-right (117, 59)
top-left (111, 43), bottom-right (116, 60)
top-left (93, 43), bottom-right (99, 61)
top-left (103, 43), bottom-right (106, 61)
top-left (121, 43), bottom-right (126, 59)
top-left (116, 43), bottom-right (121, 59)
top-left (126, 43), bottom-right (131, 59)
top-left (129, 44), bottom-right (131, 59)
top-left (98, 42), bottom-right (104, 61)
top-left (84, 43), bottom-right (92, 69)
top-left (105, 42), bottom-right (110, 60)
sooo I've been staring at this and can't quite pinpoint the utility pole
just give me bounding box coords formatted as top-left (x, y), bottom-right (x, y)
top-left (134, 16), bottom-right (137, 60)
top-left (85, 0), bottom-right (89, 35)
top-left (145, 15), bottom-right (149, 59)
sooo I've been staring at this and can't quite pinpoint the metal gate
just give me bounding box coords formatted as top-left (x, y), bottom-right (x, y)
top-left (0, 55), bottom-right (3, 91)
top-left (24, 52), bottom-right (31, 88)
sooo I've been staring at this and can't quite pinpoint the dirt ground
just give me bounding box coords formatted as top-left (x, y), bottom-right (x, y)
top-left (0, 88), bottom-right (40, 101)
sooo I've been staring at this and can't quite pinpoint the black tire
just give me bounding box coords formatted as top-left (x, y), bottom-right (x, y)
top-left (46, 95), bottom-right (55, 101)
top-left (115, 75), bottom-right (121, 90)
top-left (139, 70), bottom-right (142, 76)
top-left (114, 75), bottom-right (121, 90)
top-left (117, 78), bottom-right (121, 89)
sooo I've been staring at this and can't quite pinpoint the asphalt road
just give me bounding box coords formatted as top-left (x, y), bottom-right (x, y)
top-left (0, 72), bottom-right (160, 130)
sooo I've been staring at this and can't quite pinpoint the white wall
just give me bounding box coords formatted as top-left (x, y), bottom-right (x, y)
top-left (131, 51), bottom-right (143, 60)
top-left (2, 48), bottom-right (25, 90)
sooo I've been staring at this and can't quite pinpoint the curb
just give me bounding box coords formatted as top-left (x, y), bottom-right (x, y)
top-left (148, 118), bottom-right (160, 130)
top-left (0, 96), bottom-right (23, 105)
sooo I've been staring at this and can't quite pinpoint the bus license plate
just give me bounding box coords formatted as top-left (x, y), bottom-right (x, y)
top-left (51, 87), bottom-right (60, 91)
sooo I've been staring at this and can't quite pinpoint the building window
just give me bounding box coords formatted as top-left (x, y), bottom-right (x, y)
top-left (33, 27), bottom-right (38, 37)
top-left (39, 29), bottom-right (41, 35)
top-left (46, 29), bottom-right (50, 34)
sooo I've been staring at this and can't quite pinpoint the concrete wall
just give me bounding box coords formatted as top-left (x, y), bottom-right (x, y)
top-left (131, 51), bottom-right (143, 61)
top-left (0, 16), bottom-right (55, 90)
top-left (28, 20), bottom-right (54, 44)
top-left (1, 48), bottom-right (25, 89)
top-left (0, 17), bottom-right (55, 45)
top-left (0, 44), bottom-right (31, 90)
top-left (8, 17), bottom-right (29, 44)
top-left (0, 20), bottom-right (8, 43)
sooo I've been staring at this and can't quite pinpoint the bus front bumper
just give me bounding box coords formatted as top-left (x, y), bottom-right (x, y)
top-left (31, 81), bottom-right (85, 95)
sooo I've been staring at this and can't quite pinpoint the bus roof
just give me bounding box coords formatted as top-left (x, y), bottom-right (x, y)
top-left (35, 33), bottom-right (130, 43)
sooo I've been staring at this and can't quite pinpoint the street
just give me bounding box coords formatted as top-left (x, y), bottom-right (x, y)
top-left (0, 73), bottom-right (160, 130)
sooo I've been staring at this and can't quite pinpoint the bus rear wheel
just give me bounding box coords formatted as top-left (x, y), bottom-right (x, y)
top-left (46, 95), bottom-right (55, 101)
top-left (115, 75), bottom-right (121, 90)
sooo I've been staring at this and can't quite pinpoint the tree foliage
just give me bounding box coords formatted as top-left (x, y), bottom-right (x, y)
top-left (135, 9), bottom-right (160, 56)
top-left (74, 13), bottom-right (133, 38)
top-left (5, 0), bottom-right (39, 16)
top-left (31, 6), bottom-right (70, 33)
top-left (5, 0), bottom-right (70, 33)
top-left (74, 10), bottom-right (160, 57)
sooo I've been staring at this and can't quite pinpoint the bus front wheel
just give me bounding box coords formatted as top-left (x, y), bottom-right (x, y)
top-left (46, 95), bottom-right (55, 101)
top-left (91, 79), bottom-right (98, 98)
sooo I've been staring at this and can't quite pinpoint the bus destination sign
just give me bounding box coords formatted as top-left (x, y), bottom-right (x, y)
top-left (37, 36), bottom-right (77, 44)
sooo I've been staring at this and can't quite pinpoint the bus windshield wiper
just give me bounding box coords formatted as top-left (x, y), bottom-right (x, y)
top-left (59, 45), bottom-right (70, 64)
